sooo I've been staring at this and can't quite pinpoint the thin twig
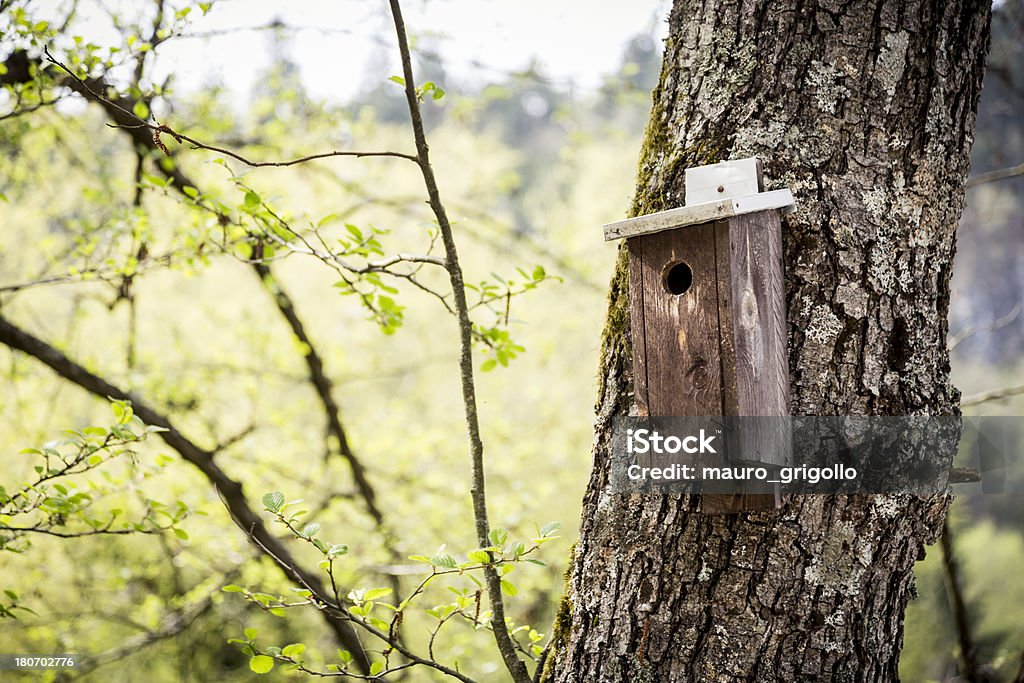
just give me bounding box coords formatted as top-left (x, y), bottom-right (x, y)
top-left (386, 2), bottom-right (530, 681)
top-left (965, 161), bottom-right (1024, 188)
top-left (960, 384), bottom-right (1024, 407)
top-left (42, 47), bottom-right (419, 167)
top-left (949, 303), bottom-right (1021, 351)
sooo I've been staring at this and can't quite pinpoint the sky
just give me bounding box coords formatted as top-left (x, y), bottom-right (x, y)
top-left (37, 0), bottom-right (671, 102)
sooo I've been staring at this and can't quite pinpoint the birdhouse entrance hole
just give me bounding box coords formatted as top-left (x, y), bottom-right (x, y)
top-left (663, 261), bottom-right (693, 296)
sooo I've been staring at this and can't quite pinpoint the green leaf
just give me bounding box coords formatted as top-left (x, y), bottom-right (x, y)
top-left (500, 579), bottom-right (518, 596)
top-left (249, 655), bottom-right (274, 674)
top-left (173, 528), bottom-right (189, 541)
top-left (281, 643), bottom-right (305, 657)
top-left (132, 100), bottom-right (149, 119)
top-left (481, 359), bottom-right (497, 372)
top-left (111, 400), bottom-right (132, 424)
top-left (183, 186), bottom-right (199, 199)
top-left (363, 587), bottom-right (392, 601)
top-left (302, 522), bottom-right (320, 538)
top-left (488, 528), bottom-right (508, 547)
top-left (222, 584), bottom-right (245, 593)
top-left (344, 223), bottom-right (363, 240)
top-left (369, 661), bottom-right (385, 676)
top-left (431, 553), bottom-right (457, 569)
top-left (244, 627), bottom-right (258, 640)
top-left (317, 213), bottom-right (339, 228)
top-left (467, 550), bottom-right (492, 564)
top-left (262, 491), bottom-right (285, 512)
top-left (388, 75), bottom-right (405, 86)
top-left (244, 190), bottom-right (261, 209)
top-left (539, 521), bottom-right (562, 537)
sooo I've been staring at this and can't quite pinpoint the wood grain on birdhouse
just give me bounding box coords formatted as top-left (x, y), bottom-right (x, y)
top-left (608, 158), bottom-right (795, 513)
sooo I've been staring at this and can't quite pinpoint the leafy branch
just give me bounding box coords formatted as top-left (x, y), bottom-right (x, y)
top-left (220, 491), bottom-right (561, 680)
top-left (0, 400), bottom-right (186, 553)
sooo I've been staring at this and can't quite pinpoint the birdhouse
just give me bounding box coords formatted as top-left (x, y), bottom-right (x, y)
top-left (603, 157), bottom-right (795, 513)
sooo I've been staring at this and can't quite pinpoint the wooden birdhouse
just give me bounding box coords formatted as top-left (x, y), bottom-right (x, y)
top-left (604, 157), bottom-right (795, 513)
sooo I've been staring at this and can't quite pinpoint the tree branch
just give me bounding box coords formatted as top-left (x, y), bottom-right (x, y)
top-left (939, 519), bottom-right (984, 683)
top-left (387, 2), bottom-right (530, 681)
top-left (965, 161), bottom-right (1024, 188)
top-left (19, 49), bottom-right (400, 581)
top-left (251, 263), bottom-right (391, 533)
top-left (949, 303), bottom-right (1020, 351)
top-left (960, 384), bottom-right (1024, 407)
top-left (74, 573), bottom-right (233, 676)
top-left (0, 314), bottom-right (371, 673)
top-left (34, 47), bottom-right (419, 167)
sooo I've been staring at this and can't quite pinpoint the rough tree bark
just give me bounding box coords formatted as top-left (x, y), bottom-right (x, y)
top-left (543, 1), bottom-right (990, 681)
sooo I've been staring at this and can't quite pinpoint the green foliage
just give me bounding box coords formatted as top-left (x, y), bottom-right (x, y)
top-left (0, 401), bottom-right (188, 619)
top-left (0, 1), bottom-right (651, 679)
top-left (417, 81), bottom-right (447, 102)
top-left (220, 490), bottom-right (562, 676)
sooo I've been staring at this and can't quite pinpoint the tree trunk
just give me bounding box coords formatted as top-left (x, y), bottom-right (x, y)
top-left (543, 1), bottom-right (990, 681)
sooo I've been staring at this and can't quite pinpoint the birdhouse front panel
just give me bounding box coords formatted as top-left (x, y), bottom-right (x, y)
top-left (628, 220), bottom-right (728, 418)
top-left (605, 157), bottom-right (795, 513)
top-left (628, 209), bottom-right (790, 420)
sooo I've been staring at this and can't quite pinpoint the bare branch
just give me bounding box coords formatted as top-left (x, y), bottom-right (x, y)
top-left (1, 525), bottom-right (167, 538)
top-left (75, 574), bottom-right (234, 676)
top-left (949, 303), bottom-right (1021, 350)
top-left (965, 161), bottom-right (1024, 188)
top-left (960, 384), bottom-right (1024, 407)
top-left (0, 95), bottom-right (66, 122)
top-left (41, 47), bottom-right (419, 167)
top-left (939, 520), bottom-right (985, 683)
top-left (0, 249), bottom-right (180, 295)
